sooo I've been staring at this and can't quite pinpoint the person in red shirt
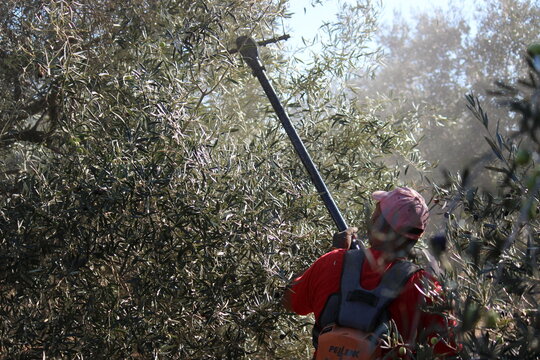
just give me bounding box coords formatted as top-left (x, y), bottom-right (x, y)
top-left (282, 187), bottom-right (459, 359)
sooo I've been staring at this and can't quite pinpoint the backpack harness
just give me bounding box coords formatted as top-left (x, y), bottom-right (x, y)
top-left (313, 249), bottom-right (421, 353)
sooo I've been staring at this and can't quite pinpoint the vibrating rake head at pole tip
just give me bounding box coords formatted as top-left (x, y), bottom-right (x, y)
top-left (236, 36), bottom-right (264, 72)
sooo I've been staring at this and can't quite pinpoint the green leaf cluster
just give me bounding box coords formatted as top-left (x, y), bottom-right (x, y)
top-left (431, 50), bottom-right (540, 359)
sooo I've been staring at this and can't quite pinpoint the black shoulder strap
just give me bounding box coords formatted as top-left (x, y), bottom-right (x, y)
top-left (379, 260), bottom-right (421, 299)
top-left (338, 250), bottom-right (422, 332)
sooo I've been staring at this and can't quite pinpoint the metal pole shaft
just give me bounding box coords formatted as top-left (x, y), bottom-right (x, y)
top-left (252, 71), bottom-right (348, 232)
top-left (236, 36), bottom-right (348, 232)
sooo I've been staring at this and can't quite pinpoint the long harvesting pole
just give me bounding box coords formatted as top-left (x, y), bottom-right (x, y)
top-left (236, 36), bottom-right (350, 234)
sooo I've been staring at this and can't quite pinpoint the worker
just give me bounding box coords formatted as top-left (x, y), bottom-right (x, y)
top-left (282, 187), bottom-right (459, 359)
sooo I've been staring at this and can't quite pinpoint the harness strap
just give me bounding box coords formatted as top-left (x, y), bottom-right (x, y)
top-left (313, 248), bottom-right (421, 348)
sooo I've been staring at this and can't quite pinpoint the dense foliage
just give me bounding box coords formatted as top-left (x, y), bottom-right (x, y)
top-left (431, 49), bottom-right (540, 359)
top-left (0, 0), bottom-right (419, 358)
top-left (2, 0), bottom-right (537, 359)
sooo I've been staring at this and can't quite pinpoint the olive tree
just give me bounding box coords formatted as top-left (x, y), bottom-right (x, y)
top-left (431, 47), bottom-right (540, 359)
top-left (0, 0), bottom-right (423, 358)
top-left (354, 0), bottom-right (540, 176)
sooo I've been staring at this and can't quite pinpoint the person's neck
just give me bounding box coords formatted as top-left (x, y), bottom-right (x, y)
top-left (366, 247), bottom-right (395, 271)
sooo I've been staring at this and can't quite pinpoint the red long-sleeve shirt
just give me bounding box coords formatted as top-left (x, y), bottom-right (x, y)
top-left (287, 248), bottom-right (458, 357)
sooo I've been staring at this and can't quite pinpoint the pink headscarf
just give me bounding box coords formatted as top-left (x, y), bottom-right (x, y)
top-left (372, 187), bottom-right (429, 240)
